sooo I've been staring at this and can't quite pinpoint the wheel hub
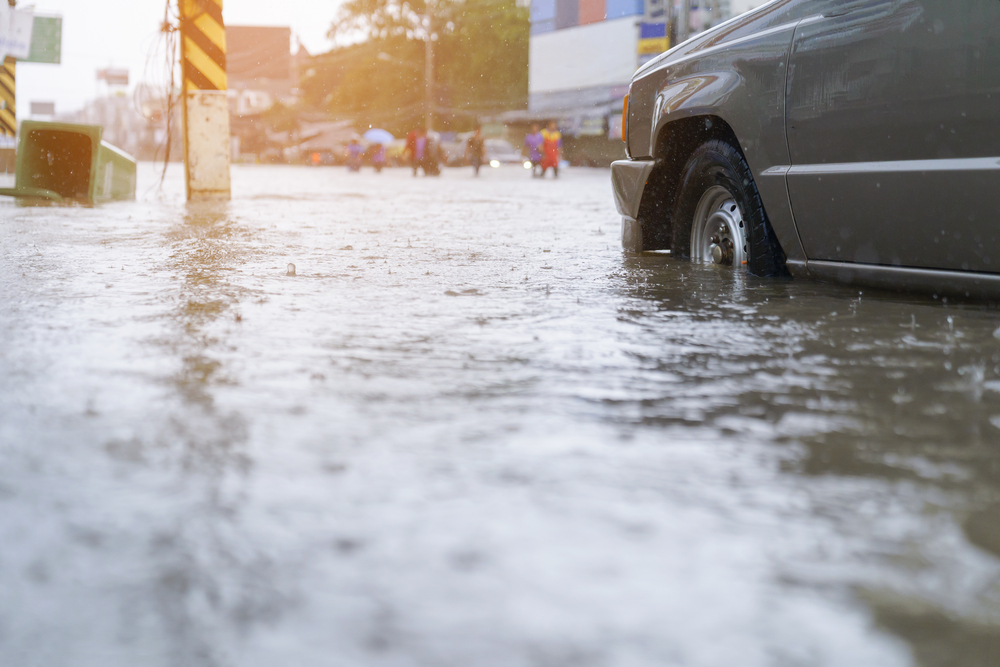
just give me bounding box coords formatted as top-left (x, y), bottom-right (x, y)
top-left (689, 187), bottom-right (747, 269)
top-left (709, 235), bottom-right (734, 266)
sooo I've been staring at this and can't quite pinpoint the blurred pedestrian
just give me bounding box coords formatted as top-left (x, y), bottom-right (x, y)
top-left (423, 133), bottom-right (442, 176)
top-left (346, 138), bottom-right (363, 172)
top-left (405, 128), bottom-right (429, 176)
top-left (466, 127), bottom-right (486, 176)
top-left (524, 123), bottom-right (543, 177)
top-left (540, 120), bottom-right (562, 178)
top-left (370, 143), bottom-right (386, 173)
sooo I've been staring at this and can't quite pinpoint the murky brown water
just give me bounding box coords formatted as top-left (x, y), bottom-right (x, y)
top-left (2, 163), bottom-right (1000, 666)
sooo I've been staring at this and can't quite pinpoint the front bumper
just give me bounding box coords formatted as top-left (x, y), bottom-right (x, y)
top-left (611, 158), bottom-right (656, 253)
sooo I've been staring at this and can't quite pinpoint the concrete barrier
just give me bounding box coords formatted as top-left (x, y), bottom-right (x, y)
top-left (0, 120), bottom-right (136, 202)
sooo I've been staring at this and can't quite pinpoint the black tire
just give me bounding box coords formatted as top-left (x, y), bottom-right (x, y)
top-left (670, 139), bottom-right (788, 277)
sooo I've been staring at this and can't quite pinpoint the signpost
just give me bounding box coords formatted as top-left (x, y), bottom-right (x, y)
top-left (0, 2), bottom-right (63, 140)
top-left (24, 15), bottom-right (60, 64)
top-left (96, 68), bottom-right (129, 87)
top-left (639, 0), bottom-right (669, 67)
top-left (6, 7), bottom-right (32, 59)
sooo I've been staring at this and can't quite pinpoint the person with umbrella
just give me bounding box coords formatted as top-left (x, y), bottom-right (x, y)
top-left (363, 128), bottom-right (395, 145)
top-left (369, 143), bottom-right (387, 173)
top-left (362, 129), bottom-right (394, 174)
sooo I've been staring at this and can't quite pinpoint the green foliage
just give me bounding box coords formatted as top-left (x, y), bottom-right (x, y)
top-left (262, 101), bottom-right (301, 136)
top-left (299, 0), bottom-right (528, 135)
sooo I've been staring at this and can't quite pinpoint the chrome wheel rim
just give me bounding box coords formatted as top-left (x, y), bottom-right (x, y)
top-left (689, 186), bottom-right (747, 268)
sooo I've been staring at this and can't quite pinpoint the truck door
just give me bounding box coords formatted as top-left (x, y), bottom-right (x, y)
top-left (785, 0), bottom-right (1000, 273)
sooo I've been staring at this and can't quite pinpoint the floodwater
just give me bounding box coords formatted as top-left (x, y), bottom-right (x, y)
top-left (2, 163), bottom-right (1000, 666)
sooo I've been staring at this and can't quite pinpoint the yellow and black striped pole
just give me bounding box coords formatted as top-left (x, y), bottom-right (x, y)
top-left (0, 58), bottom-right (15, 137)
top-left (3, 0), bottom-right (15, 138)
top-left (179, 0), bottom-right (231, 200)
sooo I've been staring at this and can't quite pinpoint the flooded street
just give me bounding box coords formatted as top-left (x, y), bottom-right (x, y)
top-left (4, 163), bottom-right (1000, 666)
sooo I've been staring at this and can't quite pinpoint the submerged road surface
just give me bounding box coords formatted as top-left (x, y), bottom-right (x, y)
top-left (3, 164), bottom-right (1000, 666)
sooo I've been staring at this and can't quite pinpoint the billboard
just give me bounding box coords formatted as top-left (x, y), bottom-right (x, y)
top-left (528, 0), bottom-right (670, 114)
top-left (30, 101), bottom-right (54, 115)
top-left (96, 68), bottom-right (129, 86)
top-left (638, 22), bottom-right (668, 54)
top-left (531, 0), bottom-right (644, 34)
top-left (529, 17), bottom-right (640, 94)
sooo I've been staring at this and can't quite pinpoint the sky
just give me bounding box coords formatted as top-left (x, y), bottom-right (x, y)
top-left (17, 0), bottom-right (344, 117)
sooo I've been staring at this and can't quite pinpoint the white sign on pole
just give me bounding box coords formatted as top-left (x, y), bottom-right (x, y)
top-left (7, 9), bottom-right (34, 60)
top-left (645, 0), bottom-right (667, 22)
top-left (0, 5), bottom-right (10, 62)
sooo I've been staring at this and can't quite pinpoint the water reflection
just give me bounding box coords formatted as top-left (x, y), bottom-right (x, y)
top-left (617, 252), bottom-right (1000, 662)
top-left (5, 165), bottom-right (1000, 665)
top-left (165, 203), bottom-right (246, 408)
top-left (144, 202), bottom-right (285, 663)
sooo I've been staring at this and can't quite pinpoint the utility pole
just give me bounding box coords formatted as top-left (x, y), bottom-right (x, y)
top-left (178, 0), bottom-right (231, 200)
top-left (710, 0), bottom-right (723, 26)
top-left (424, 8), bottom-right (434, 132)
top-left (2, 0), bottom-right (17, 139)
top-left (677, 0), bottom-right (691, 43)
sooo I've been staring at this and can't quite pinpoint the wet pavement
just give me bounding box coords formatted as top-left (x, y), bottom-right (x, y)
top-left (3, 163), bottom-right (1000, 666)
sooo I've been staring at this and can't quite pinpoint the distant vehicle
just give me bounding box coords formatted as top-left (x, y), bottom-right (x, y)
top-left (385, 139), bottom-right (408, 167)
top-left (612, 0), bottom-right (1000, 297)
top-left (483, 139), bottom-right (524, 168)
top-left (440, 133), bottom-right (470, 167)
top-left (442, 136), bottom-right (525, 168)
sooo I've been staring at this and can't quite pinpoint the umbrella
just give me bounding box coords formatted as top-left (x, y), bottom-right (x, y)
top-left (363, 128), bottom-right (395, 145)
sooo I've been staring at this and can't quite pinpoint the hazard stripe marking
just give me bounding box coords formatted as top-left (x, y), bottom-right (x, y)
top-left (186, 22), bottom-right (226, 70)
top-left (0, 59), bottom-right (14, 135)
top-left (183, 60), bottom-right (220, 93)
top-left (0, 110), bottom-right (15, 135)
top-left (193, 12), bottom-right (226, 53)
top-left (183, 35), bottom-right (227, 91)
top-left (181, 0), bottom-right (227, 93)
top-left (190, 0), bottom-right (224, 27)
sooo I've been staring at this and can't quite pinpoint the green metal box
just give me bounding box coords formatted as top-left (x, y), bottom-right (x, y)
top-left (0, 120), bottom-right (136, 202)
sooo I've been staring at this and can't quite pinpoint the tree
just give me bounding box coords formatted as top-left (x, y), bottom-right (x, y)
top-left (262, 101), bottom-right (301, 137)
top-left (298, 0), bottom-right (528, 134)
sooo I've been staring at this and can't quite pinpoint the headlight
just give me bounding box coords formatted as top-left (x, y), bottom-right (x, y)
top-left (490, 160), bottom-right (500, 168)
top-left (523, 161), bottom-right (532, 169)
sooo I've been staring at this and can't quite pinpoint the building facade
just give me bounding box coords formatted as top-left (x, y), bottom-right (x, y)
top-left (528, 0), bottom-right (645, 140)
top-left (521, 0), bottom-right (761, 163)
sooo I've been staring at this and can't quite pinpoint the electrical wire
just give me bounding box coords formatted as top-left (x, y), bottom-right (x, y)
top-left (135, 0), bottom-right (180, 195)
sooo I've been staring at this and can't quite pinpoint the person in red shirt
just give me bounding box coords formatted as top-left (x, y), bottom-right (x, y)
top-left (540, 120), bottom-right (562, 178)
top-left (404, 128), bottom-right (428, 176)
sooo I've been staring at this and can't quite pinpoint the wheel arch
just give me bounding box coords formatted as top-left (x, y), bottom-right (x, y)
top-left (626, 16), bottom-right (807, 262)
top-left (635, 114), bottom-right (743, 252)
